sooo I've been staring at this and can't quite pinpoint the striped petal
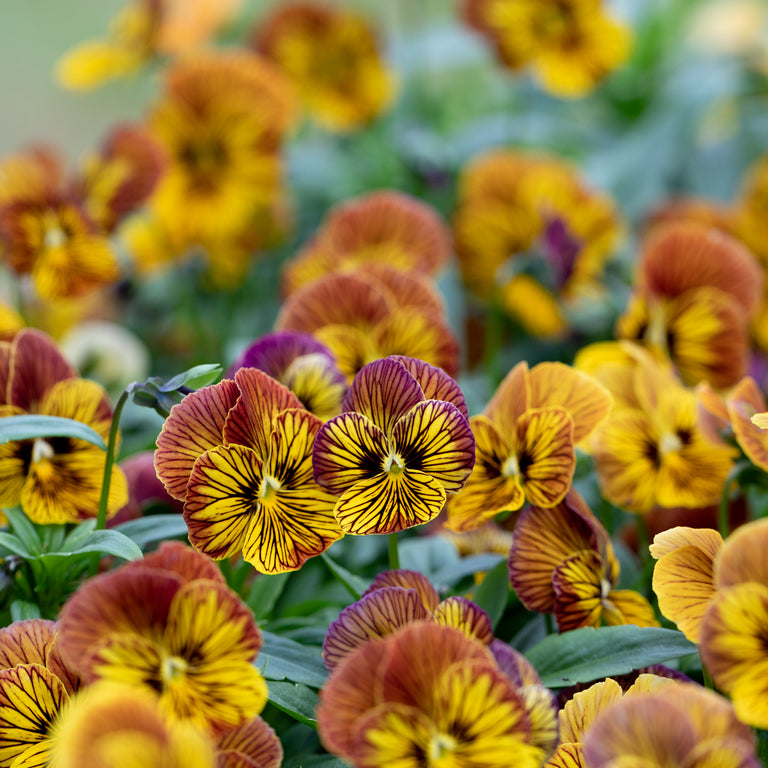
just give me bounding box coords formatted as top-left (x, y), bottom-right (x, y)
top-left (0, 619), bottom-right (57, 670)
top-left (155, 379), bottom-right (239, 501)
top-left (342, 358), bottom-right (424, 437)
top-left (715, 517), bottom-right (768, 590)
top-left (217, 717), bottom-right (283, 768)
top-left (445, 415), bottom-right (523, 533)
top-left (552, 550), bottom-right (604, 631)
top-left (388, 355), bottom-right (469, 419)
top-left (726, 376), bottom-right (768, 472)
top-left (129, 540), bottom-right (225, 585)
top-left (432, 596), bottom-right (493, 645)
top-left (323, 587), bottom-right (431, 671)
top-left (223, 368), bottom-right (303, 459)
top-left (313, 412), bottom-right (389, 496)
top-left (393, 400), bottom-right (475, 493)
top-left (649, 527), bottom-right (723, 560)
top-left (0, 663), bottom-right (68, 768)
top-left (363, 570), bottom-right (440, 612)
top-left (516, 407), bottom-right (575, 508)
top-left (484, 361), bottom-right (530, 437)
top-left (282, 352), bottom-right (347, 421)
top-left (546, 743), bottom-right (586, 768)
top-left (333, 470), bottom-right (446, 535)
top-left (559, 678), bottom-right (624, 743)
top-left (184, 445), bottom-right (264, 561)
top-left (603, 590), bottom-right (659, 628)
top-left (528, 363), bottom-right (613, 443)
top-left (40, 378), bottom-right (112, 437)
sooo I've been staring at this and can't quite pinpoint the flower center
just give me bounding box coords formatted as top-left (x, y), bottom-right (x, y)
top-left (161, 655), bottom-right (188, 683)
top-left (383, 452), bottom-right (405, 476)
top-left (428, 732), bottom-right (458, 766)
top-left (658, 432), bottom-right (683, 456)
top-left (31, 438), bottom-right (55, 465)
top-left (42, 211), bottom-right (67, 250)
top-left (259, 475), bottom-right (281, 502)
top-left (501, 453), bottom-right (520, 478)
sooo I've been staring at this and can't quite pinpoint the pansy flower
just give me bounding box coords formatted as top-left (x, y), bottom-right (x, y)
top-left (616, 222), bottom-right (762, 388)
top-left (0, 618), bottom-right (80, 768)
top-left (252, 2), bottom-right (396, 132)
top-left (281, 190), bottom-right (451, 295)
top-left (231, 330), bottom-right (347, 421)
top-left (317, 622), bottom-right (545, 768)
top-left (57, 542), bottom-right (268, 732)
top-left (322, 569), bottom-right (494, 671)
top-left (0, 329), bottom-right (128, 524)
top-left (313, 357), bottom-right (475, 535)
top-left (446, 360), bottom-right (611, 532)
top-left (509, 490), bottom-right (658, 631)
top-left (155, 367), bottom-right (343, 573)
top-left (462, 0), bottom-right (632, 97)
top-left (276, 266), bottom-right (460, 380)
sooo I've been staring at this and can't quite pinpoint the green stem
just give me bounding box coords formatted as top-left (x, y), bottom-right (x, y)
top-left (388, 532), bottom-right (400, 571)
top-left (96, 387), bottom-right (131, 531)
top-left (633, 514), bottom-right (654, 593)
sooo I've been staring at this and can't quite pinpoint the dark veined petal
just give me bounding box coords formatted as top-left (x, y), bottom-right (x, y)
top-left (217, 717), bottom-right (283, 768)
top-left (388, 355), bottom-right (469, 419)
top-left (0, 619), bottom-right (57, 670)
top-left (155, 378), bottom-right (239, 501)
top-left (267, 408), bottom-right (322, 489)
top-left (282, 352), bottom-right (346, 422)
top-left (552, 550), bottom-right (604, 631)
top-left (85, 633), bottom-right (163, 690)
top-left (393, 400), bottom-right (475, 493)
top-left (726, 376), bottom-right (768, 472)
top-left (363, 569), bottom-right (440, 612)
top-left (432, 596), bottom-right (494, 645)
top-left (559, 678), bottom-right (624, 744)
top-left (444, 415), bottom-right (524, 533)
top-left (0, 663), bottom-right (68, 768)
top-left (342, 358), bottom-right (424, 437)
top-left (603, 589), bottom-right (659, 628)
top-left (546, 742), bottom-right (586, 768)
top-left (184, 444), bottom-right (264, 561)
top-left (323, 587), bottom-right (431, 671)
top-left (223, 368), bottom-right (303, 459)
top-left (333, 469), bottom-right (446, 535)
top-left (234, 330), bottom-right (334, 377)
top-left (516, 406), bottom-right (575, 508)
top-left (312, 411), bottom-right (388, 496)
top-left (126, 540), bottom-right (225, 585)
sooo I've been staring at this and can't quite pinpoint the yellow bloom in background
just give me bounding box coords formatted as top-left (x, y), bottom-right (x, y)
top-left (462, 0), bottom-right (632, 97)
top-left (0, 300), bottom-right (23, 341)
top-left (590, 357), bottom-right (735, 513)
top-left (55, 0), bottom-right (242, 90)
top-left (453, 149), bottom-right (621, 336)
top-left (51, 683), bottom-right (217, 768)
top-left (253, 2), bottom-right (396, 132)
top-left (0, 329), bottom-right (128, 524)
top-left (446, 360), bottom-right (611, 532)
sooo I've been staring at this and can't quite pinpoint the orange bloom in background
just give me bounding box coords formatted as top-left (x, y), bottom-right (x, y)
top-left (617, 222), bottom-right (762, 388)
top-left (589, 356), bottom-right (735, 513)
top-left (281, 190), bottom-right (452, 296)
top-left (317, 622), bottom-right (546, 768)
top-left (0, 618), bottom-right (80, 768)
top-left (453, 150), bottom-right (622, 337)
top-left (276, 267), bottom-right (460, 380)
top-left (253, 2), bottom-right (396, 132)
top-left (0, 127), bottom-right (163, 302)
top-left (57, 542), bottom-right (268, 732)
top-left (509, 490), bottom-right (658, 631)
top-left (0, 328), bottom-right (128, 524)
top-left (582, 681), bottom-right (757, 768)
top-left (322, 569), bottom-right (494, 671)
top-left (155, 368), bottom-right (342, 573)
top-left (446, 360), bottom-right (611, 532)
top-left (135, 50), bottom-right (297, 281)
top-left (55, 0), bottom-right (242, 90)
top-left (462, 0), bottom-right (632, 97)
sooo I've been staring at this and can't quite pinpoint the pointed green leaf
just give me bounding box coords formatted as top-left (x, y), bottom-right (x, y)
top-left (10, 600), bottom-right (41, 622)
top-left (39, 530), bottom-right (143, 562)
top-left (470, 559), bottom-right (510, 630)
top-left (62, 519), bottom-right (98, 551)
top-left (258, 631), bottom-right (328, 688)
top-left (0, 532), bottom-right (31, 558)
top-left (247, 572), bottom-right (291, 621)
top-left (0, 415), bottom-right (106, 449)
top-left (159, 364), bottom-right (222, 392)
top-left (525, 625), bottom-right (698, 688)
top-left (3, 507), bottom-right (42, 555)
top-left (431, 554), bottom-right (505, 589)
top-left (320, 552), bottom-right (369, 600)
top-left (266, 682), bottom-right (318, 728)
top-left (112, 514), bottom-right (188, 550)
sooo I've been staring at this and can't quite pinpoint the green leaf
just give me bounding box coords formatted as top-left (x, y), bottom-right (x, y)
top-left (525, 625), bottom-right (698, 688)
top-left (258, 631), bottom-right (328, 688)
top-left (3, 508), bottom-right (42, 555)
top-left (399, 535), bottom-right (460, 579)
top-left (112, 514), bottom-right (188, 550)
top-left (247, 572), bottom-right (291, 622)
top-left (320, 552), bottom-right (369, 600)
top-left (41, 530), bottom-right (143, 561)
top-left (0, 415), bottom-right (106, 449)
top-left (0, 532), bottom-right (31, 558)
top-left (10, 600), bottom-right (41, 621)
top-left (62, 519), bottom-right (98, 551)
top-left (470, 559), bottom-right (510, 630)
top-left (431, 554), bottom-right (505, 589)
top-left (266, 682), bottom-right (318, 729)
top-left (159, 364), bottom-right (222, 392)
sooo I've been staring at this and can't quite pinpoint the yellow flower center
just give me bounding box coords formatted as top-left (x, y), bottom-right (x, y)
top-left (42, 211), bottom-right (68, 250)
top-left (501, 453), bottom-right (520, 478)
top-left (383, 452), bottom-right (405, 476)
top-left (658, 432), bottom-right (683, 456)
top-left (259, 475), bottom-right (281, 503)
top-left (428, 732), bottom-right (458, 767)
top-left (161, 655), bottom-right (188, 683)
